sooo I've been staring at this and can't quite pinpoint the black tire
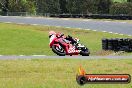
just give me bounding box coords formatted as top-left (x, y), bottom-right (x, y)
top-left (80, 48), bottom-right (90, 56)
top-left (80, 51), bottom-right (90, 56)
top-left (52, 45), bottom-right (66, 56)
top-left (102, 38), bottom-right (108, 50)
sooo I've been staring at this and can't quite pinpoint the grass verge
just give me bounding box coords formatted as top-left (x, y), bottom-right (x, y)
top-left (113, 0), bottom-right (127, 2)
top-left (0, 59), bottom-right (131, 88)
top-left (0, 23), bottom-right (131, 55)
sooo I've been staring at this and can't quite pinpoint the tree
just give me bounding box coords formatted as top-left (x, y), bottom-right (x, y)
top-left (59, 0), bottom-right (68, 13)
top-left (97, 0), bottom-right (112, 14)
top-left (81, 0), bottom-right (98, 14)
top-left (66, 0), bottom-right (85, 14)
top-left (0, 0), bottom-right (9, 15)
top-left (127, 0), bottom-right (132, 2)
top-left (7, 0), bottom-right (36, 14)
top-left (110, 2), bottom-right (132, 15)
top-left (36, 0), bottom-right (60, 14)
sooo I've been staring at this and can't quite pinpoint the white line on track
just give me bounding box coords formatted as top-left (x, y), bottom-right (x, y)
top-left (93, 30), bottom-right (97, 32)
top-left (32, 24), bottom-right (39, 26)
top-left (4, 22), bottom-right (12, 23)
top-left (19, 55), bottom-right (24, 56)
top-left (114, 33), bottom-right (119, 35)
top-left (46, 18), bottom-right (54, 20)
top-left (85, 29), bottom-right (91, 31)
top-left (77, 28), bottom-right (82, 30)
top-left (128, 35), bottom-right (132, 36)
top-left (56, 26), bottom-right (61, 28)
top-left (62, 19), bottom-right (70, 20)
top-left (120, 22), bottom-right (127, 24)
top-left (25, 17), bottom-right (32, 18)
top-left (102, 31), bottom-right (107, 33)
top-left (1, 16), bottom-right (8, 17)
top-left (32, 55), bottom-right (46, 56)
top-left (17, 23), bottom-right (26, 25)
top-left (109, 32), bottom-right (113, 34)
top-left (83, 19), bottom-right (92, 21)
top-left (104, 21), bottom-right (111, 23)
top-left (65, 27), bottom-right (71, 28)
top-left (119, 34), bottom-right (124, 36)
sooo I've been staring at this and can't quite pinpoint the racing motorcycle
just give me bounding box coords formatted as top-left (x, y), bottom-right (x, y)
top-left (49, 31), bottom-right (90, 56)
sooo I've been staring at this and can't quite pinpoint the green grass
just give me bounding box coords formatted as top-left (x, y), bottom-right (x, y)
top-left (0, 59), bottom-right (131, 88)
top-left (113, 0), bottom-right (127, 2)
top-left (0, 23), bottom-right (131, 55)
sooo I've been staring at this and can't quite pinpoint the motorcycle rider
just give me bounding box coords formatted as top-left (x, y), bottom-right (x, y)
top-left (49, 31), bottom-right (77, 45)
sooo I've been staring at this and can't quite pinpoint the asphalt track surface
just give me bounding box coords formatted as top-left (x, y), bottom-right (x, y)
top-left (0, 56), bottom-right (132, 60)
top-left (0, 16), bottom-right (132, 36)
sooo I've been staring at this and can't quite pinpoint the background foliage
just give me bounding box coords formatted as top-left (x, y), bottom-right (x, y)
top-left (0, 0), bottom-right (132, 15)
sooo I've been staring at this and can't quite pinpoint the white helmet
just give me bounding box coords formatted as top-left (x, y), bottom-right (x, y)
top-left (49, 31), bottom-right (56, 35)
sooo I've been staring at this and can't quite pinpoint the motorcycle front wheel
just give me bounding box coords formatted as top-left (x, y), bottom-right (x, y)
top-left (52, 45), bottom-right (66, 56)
top-left (80, 48), bottom-right (90, 56)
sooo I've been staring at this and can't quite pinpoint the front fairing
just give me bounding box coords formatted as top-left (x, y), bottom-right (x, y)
top-left (49, 35), bottom-right (57, 48)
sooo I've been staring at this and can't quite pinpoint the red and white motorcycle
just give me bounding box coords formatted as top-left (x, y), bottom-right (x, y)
top-left (49, 31), bottom-right (90, 56)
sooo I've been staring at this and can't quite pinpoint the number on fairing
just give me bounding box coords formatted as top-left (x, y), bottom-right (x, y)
top-left (68, 46), bottom-right (78, 53)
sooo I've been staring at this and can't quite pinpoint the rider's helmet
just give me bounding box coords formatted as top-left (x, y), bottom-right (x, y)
top-left (49, 31), bottom-right (56, 38)
top-left (56, 32), bottom-right (64, 38)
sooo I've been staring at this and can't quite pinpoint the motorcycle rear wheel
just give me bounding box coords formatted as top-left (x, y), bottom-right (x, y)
top-left (52, 45), bottom-right (66, 56)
